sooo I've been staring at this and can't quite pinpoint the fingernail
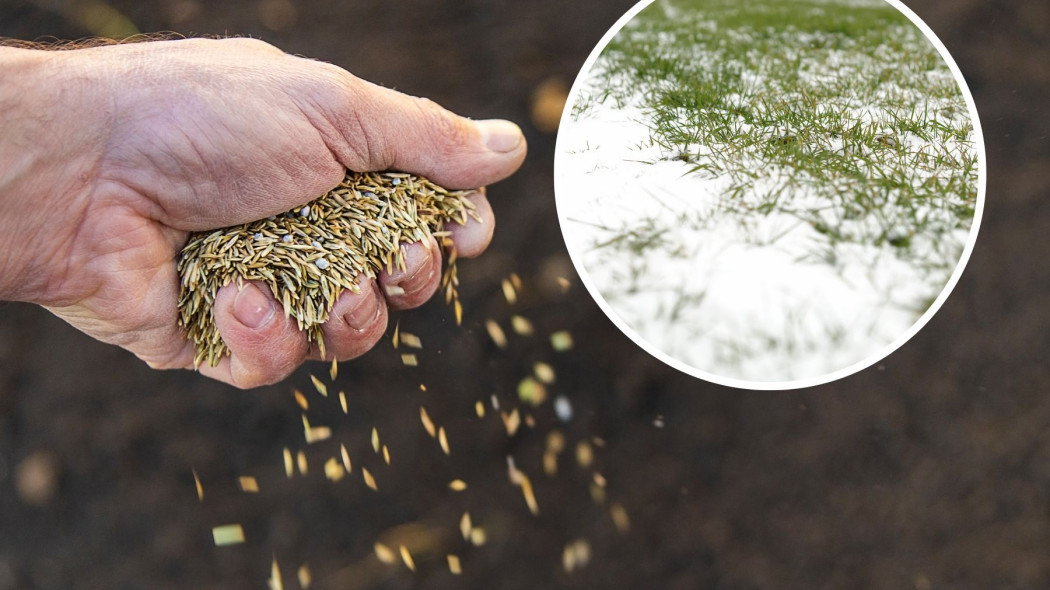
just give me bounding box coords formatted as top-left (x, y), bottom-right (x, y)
top-left (392, 244), bottom-right (435, 295)
top-left (476, 119), bottom-right (524, 153)
top-left (344, 286), bottom-right (381, 331)
top-left (232, 283), bottom-right (275, 329)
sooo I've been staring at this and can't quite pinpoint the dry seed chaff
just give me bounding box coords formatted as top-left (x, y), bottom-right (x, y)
top-left (177, 171), bottom-right (480, 367)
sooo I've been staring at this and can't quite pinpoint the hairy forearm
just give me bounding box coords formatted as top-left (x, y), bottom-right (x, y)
top-left (0, 47), bottom-right (104, 302)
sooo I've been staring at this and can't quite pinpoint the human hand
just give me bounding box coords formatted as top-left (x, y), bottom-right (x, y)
top-left (0, 38), bottom-right (526, 388)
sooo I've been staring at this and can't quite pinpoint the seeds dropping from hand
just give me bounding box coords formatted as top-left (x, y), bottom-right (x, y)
top-left (176, 171), bottom-right (480, 367)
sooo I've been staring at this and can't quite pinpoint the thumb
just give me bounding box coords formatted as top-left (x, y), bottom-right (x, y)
top-left (311, 75), bottom-right (527, 190)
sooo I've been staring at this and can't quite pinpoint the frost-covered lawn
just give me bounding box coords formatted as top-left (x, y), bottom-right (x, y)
top-left (556, 0), bottom-right (979, 383)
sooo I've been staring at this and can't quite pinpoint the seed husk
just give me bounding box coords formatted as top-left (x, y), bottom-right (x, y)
top-left (374, 542), bottom-right (396, 564)
top-left (177, 171), bottom-right (479, 367)
top-left (268, 557), bottom-right (283, 590)
top-left (212, 524), bottom-right (246, 546)
top-left (297, 564), bottom-right (312, 589)
top-left (238, 476), bottom-right (259, 493)
top-left (362, 467), bottom-right (378, 491)
top-left (399, 545), bottom-right (416, 572)
top-left (293, 389), bottom-right (309, 410)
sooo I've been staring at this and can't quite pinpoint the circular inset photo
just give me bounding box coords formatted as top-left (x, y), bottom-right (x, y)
top-left (555, 0), bottom-right (984, 388)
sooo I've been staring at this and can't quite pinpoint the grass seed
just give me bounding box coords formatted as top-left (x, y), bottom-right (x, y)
top-left (177, 171), bottom-right (479, 366)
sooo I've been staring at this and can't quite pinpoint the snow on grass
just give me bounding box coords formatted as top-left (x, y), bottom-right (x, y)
top-left (556, 0), bottom-right (979, 383)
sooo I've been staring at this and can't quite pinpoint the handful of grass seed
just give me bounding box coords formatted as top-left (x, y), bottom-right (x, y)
top-left (177, 171), bottom-right (478, 368)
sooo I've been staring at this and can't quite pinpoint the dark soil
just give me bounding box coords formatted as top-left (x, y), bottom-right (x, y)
top-left (1, 0), bottom-right (1048, 589)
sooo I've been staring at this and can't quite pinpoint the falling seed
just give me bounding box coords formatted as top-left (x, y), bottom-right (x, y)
top-left (554, 396), bottom-right (573, 422)
top-left (510, 315), bottom-right (534, 336)
top-left (550, 330), bottom-right (574, 351)
top-left (485, 319), bottom-right (507, 349)
top-left (339, 391), bottom-right (348, 414)
top-left (420, 406), bottom-right (437, 438)
top-left (392, 320), bottom-right (400, 349)
top-left (371, 427), bottom-right (380, 453)
top-left (340, 444), bottom-right (352, 473)
top-left (474, 401), bottom-right (486, 418)
top-left (324, 457), bottom-right (346, 482)
top-left (533, 362), bottom-right (556, 384)
top-left (399, 545), bottom-right (416, 572)
top-left (510, 272), bottom-right (522, 290)
top-left (192, 469), bottom-right (204, 501)
top-left (610, 502), bottom-right (631, 533)
top-left (293, 389), bottom-right (309, 410)
top-left (238, 476), bottom-right (260, 493)
top-left (419, 384), bottom-right (427, 392)
top-left (469, 527), bottom-right (487, 546)
top-left (501, 278), bottom-right (517, 304)
top-left (501, 409), bottom-right (522, 436)
top-left (283, 448), bottom-right (294, 478)
top-left (297, 564), bottom-right (312, 589)
top-left (305, 426), bottom-right (332, 444)
top-left (547, 431), bottom-right (565, 454)
top-left (449, 479), bottom-right (468, 491)
top-left (329, 359), bottom-right (338, 380)
top-left (490, 394), bottom-right (500, 411)
top-left (454, 300), bottom-right (463, 326)
top-left (525, 413), bottom-right (536, 428)
top-left (362, 467), bottom-right (378, 491)
top-left (592, 472), bottom-right (607, 488)
top-left (382, 445), bottom-right (391, 465)
top-left (575, 441), bottom-right (593, 468)
top-left (212, 524), bottom-right (246, 546)
top-left (562, 539), bottom-right (592, 572)
top-left (447, 554), bottom-right (462, 575)
top-left (374, 542), bottom-right (396, 564)
top-left (543, 451), bottom-right (558, 477)
top-left (459, 512), bottom-right (472, 541)
top-left (556, 276), bottom-right (571, 292)
top-left (400, 332), bottom-right (422, 349)
top-left (517, 377), bottom-right (547, 407)
top-left (310, 375), bottom-right (328, 397)
top-left (296, 451), bottom-right (309, 475)
top-left (590, 482), bottom-right (606, 504)
top-left (506, 455), bottom-right (522, 485)
top-left (519, 473), bottom-right (540, 516)
top-left (401, 353), bottom-right (418, 367)
top-left (438, 427), bottom-right (450, 455)
top-left (562, 544), bottom-right (575, 573)
top-left (653, 415), bottom-right (665, 428)
top-left (269, 556), bottom-right (283, 590)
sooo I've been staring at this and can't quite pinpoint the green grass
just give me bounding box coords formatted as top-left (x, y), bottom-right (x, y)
top-left (574, 0), bottom-right (978, 279)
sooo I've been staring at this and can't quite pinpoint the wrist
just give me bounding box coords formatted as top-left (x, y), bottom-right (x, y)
top-left (0, 47), bottom-right (106, 303)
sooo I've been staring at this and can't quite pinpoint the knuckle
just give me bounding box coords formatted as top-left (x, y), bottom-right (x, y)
top-left (225, 36), bottom-right (284, 55)
top-left (412, 97), bottom-right (474, 156)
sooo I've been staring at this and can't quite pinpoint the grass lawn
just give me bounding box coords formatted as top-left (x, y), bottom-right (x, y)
top-left (556, 0), bottom-right (980, 383)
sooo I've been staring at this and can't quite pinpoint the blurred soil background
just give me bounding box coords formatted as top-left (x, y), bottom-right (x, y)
top-left (0, 0), bottom-right (1048, 589)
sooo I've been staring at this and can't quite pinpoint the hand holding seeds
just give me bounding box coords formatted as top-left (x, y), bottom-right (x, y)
top-left (0, 38), bottom-right (526, 388)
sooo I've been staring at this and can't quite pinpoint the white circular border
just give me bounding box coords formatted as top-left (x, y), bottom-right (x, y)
top-left (553, 0), bottom-right (987, 391)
